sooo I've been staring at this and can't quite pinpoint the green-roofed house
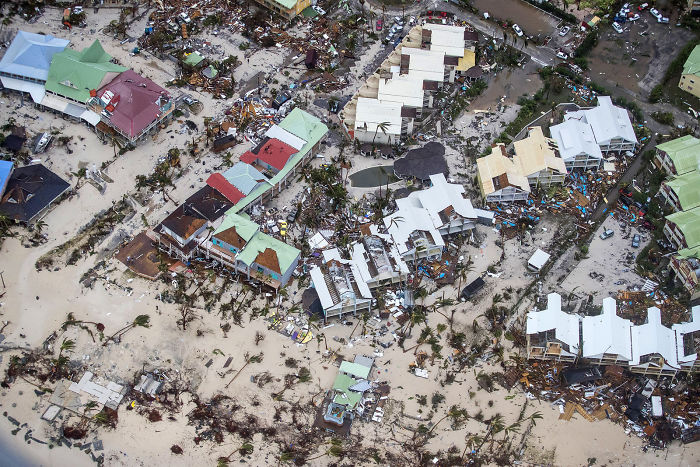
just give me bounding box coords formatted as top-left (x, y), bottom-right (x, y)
top-left (339, 361), bottom-right (371, 380)
top-left (655, 135), bottom-right (700, 177)
top-left (670, 244), bottom-right (700, 292)
top-left (661, 171), bottom-right (700, 213)
top-left (235, 231), bottom-right (300, 287)
top-left (679, 45), bottom-right (700, 99)
top-left (664, 207), bottom-right (700, 251)
top-left (210, 213), bottom-right (259, 258)
top-left (45, 40), bottom-right (126, 104)
top-left (183, 51), bottom-right (206, 69)
top-left (227, 108), bottom-right (328, 215)
top-left (252, 0), bottom-right (312, 21)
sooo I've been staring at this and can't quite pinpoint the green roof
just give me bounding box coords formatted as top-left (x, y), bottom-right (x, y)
top-left (665, 172), bottom-right (700, 211)
top-left (235, 231), bottom-right (300, 274)
top-left (683, 45), bottom-right (700, 76)
top-left (227, 109), bottom-right (328, 214)
top-left (666, 207), bottom-right (700, 249)
top-left (677, 244), bottom-right (700, 260)
top-left (45, 40), bottom-right (126, 103)
top-left (301, 6), bottom-right (318, 18)
top-left (656, 135), bottom-right (700, 176)
top-left (332, 374), bottom-right (362, 409)
top-left (184, 51), bottom-right (205, 67)
top-left (339, 361), bottom-right (371, 379)
top-left (213, 213), bottom-right (259, 241)
top-left (273, 0), bottom-right (297, 9)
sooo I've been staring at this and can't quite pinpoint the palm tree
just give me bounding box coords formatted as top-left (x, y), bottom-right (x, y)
top-left (103, 314), bottom-right (151, 346)
top-left (371, 121), bottom-right (390, 146)
top-left (455, 256), bottom-right (473, 301)
top-left (33, 219), bottom-right (47, 234)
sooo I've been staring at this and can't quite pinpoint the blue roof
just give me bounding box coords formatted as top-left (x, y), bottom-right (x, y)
top-left (0, 160), bottom-right (13, 198)
top-left (0, 31), bottom-right (69, 82)
top-left (223, 162), bottom-right (269, 195)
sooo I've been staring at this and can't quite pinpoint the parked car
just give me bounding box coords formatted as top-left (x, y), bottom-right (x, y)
top-left (512, 24), bottom-right (524, 37)
top-left (649, 8), bottom-right (661, 20)
top-left (639, 3), bottom-right (649, 10)
top-left (628, 13), bottom-right (640, 21)
top-left (632, 234), bottom-right (641, 248)
top-left (559, 26), bottom-right (571, 36)
top-left (658, 16), bottom-right (670, 24)
top-left (642, 220), bottom-right (657, 231)
top-left (376, 19), bottom-right (383, 30)
top-left (556, 50), bottom-right (569, 60)
top-left (312, 5), bottom-right (326, 15)
top-left (600, 228), bottom-right (615, 240)
top-left (612, 22), bottom-right (624, 34)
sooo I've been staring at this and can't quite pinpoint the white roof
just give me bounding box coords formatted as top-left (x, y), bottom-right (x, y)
top-left (549, 119), bottom-right (603, 162)
top-left (580, 297), bottom-right (633, 361)
top-left (354, 97), bottom-right (403, 135)
top-left (401, 48), bottom-right (445, 83)
top-left (383, 174), bottom-right (477, 255)
top-left (0, 76), bottom-right (45, 103)
top-left (350, 236), bottom-right (409, 284)
top-left (264, 125), bottom-right (306, 151)
top-left (630, 307), bottom-right (679, 369)
top-left (527, 249), bottom-right (551, 269)
top-left (564, 96), bottom-right (637, 146)
top-left (378, 76), bottom-right (424, 108)
top-left (423, 23), bottom-right (466, 57)
top-left (309, 232), bottom-right (329, 250)
top-left (672, 306), bottom-right (700, 364)
top-left (526, 293), bottom-right (580, 352)
top-left (310, 266), bottom-right (334, 309)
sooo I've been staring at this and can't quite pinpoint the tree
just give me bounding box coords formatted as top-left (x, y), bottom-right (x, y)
top-left (103, 314), bottom-right (151, 346)
top-left (371, 121), bottom-right (390, 146)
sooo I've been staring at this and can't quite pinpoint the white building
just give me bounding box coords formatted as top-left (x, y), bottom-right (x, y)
top-left (564, 96), bottom-right (637, 153)
top-left (353, 97), bottom-right (405, 145)
top-left (383, 173), bottom-right (479, 262)
top-left (526, 293), bottom-right (580, 362)
top-left (672, 306), bottom-right (700, 373)
top-left (350, 227), bottom-right (410, 289)
top-left (549, 118), bottom-right (603, 170)
top-left (377, 75), bottom-right (430, 115)
top-left (399, 47), bottom-right (450, 85)
top-left (580, 297), bottom-right (633, 364)
top-left (309, 249), bottom-right (373, 322)
top-left (630, 307), bottom-right (680, 376)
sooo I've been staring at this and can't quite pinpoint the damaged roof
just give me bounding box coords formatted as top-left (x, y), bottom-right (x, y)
top-left (0, 163), bottom-right (70, 224)
top-left (393, 141), bottom-right (448, 181)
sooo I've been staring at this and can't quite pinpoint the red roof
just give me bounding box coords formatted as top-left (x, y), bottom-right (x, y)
top-left (240, 138), bottom-right (297, 171)
top-left (97, 69), bottom-right (170, 140)
top-left (206, 173), bottom-right (245, 204)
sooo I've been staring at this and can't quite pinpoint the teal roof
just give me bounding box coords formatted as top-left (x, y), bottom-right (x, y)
top-left (666, 207), bottom-right (700, 249)
top-left (0, 31), bottom-right (69, 82)
top-left (656, 135), bottom-right (700, 176)
top-left (332, 373), bottom-right (362, 409)
top-left (227, 109), bottom-right (328, 215)
top-left (236, 231), bottom-right (300, 274)
top-left (213, 213), bottom-right (258, 241)
top-left (339, 361), bottom-right (371, 379)
top-left (683, 45), bottom-right (700, 76)
top-left (665, 172), bottom-right (700, 211)
top-left (45, 40), bottom-right (126, 102)
top-left (223, 162), bottom-right (269, 195)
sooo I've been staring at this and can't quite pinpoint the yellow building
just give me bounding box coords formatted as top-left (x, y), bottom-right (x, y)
top-left (252, 0), bottom-right (312, 21)
top-left (679, 45), bottom-right (700, 98)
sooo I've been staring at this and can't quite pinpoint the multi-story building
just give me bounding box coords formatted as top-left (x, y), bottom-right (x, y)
top-left (654, 135), bottom-right (700, 177)
top-left (664, 207), bottom-right (700, 251)
top-left (564, 96), bottom-right (637, 153)
top-left (549, 118), bottom-right (603, 170)
top-left (526, 293), bottom-right (580, 363)
top-left (679, 44), bottom-right (700, 98)
top-left (660, 171), bottom-right (700, 213)
top-left (251, 0), bottom-right (312, 21)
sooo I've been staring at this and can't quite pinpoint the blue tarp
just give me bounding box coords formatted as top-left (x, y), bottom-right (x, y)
top-left (0, 160), bottom-right (13, 197)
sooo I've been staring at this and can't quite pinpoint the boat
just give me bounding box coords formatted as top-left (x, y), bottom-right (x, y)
top-left (34, 132), bottom-right (52, 154)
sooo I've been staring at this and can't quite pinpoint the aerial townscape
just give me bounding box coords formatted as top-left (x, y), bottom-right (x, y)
top-left (2, 0), bottom-right (700, 465)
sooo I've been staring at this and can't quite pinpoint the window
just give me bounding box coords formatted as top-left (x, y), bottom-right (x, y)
top-left (257, 266), bottom-right (264, 273)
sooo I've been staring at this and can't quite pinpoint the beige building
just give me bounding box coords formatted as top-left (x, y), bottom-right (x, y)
top-left (680, 45), bottom-right (700, 98)
top-left (476, 127), bottom-right (567, 203)
top-left (252, 0), bottom-right (311, 21)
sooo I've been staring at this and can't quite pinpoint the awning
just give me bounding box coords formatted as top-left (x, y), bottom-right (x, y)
top-left (0, 76), bottom-right (46, 103)
top-left (80, 110), bottom-right (101, 126)
top-left (40, 93), bottom-right (69, 112)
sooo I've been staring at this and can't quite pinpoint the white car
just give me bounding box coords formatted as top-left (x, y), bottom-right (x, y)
top-left (658, 16), bottom-right (670, 23)
top-left (512, 24), bottom-right (523, 37)
top-left (628, 14), bottom-right (640, 21)
top-left (612, 22), bottom-right (623, 33)
top-left (650, 8), bottom-right (661, 20)
top-left (556, 51), bottom-right (569, 60)
top-left (559, 26), bottom-right (571, 36)
top-left (312, 5), bottom-right (325, 15)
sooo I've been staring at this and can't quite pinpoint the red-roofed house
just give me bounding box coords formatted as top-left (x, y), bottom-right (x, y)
top-left (239, 137), bottom-right (297, 175)
top-left (90, 69), bottom-right (175, 145)
top-left (207, 173), bottom-right (245, 204)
